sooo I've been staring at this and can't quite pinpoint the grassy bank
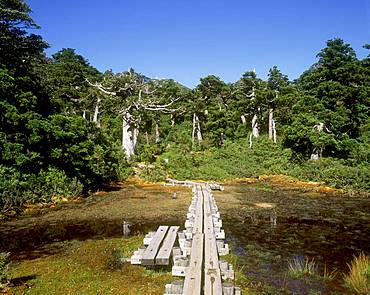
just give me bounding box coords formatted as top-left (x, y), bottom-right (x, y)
top-left (8, 237), bottom-right (172, 295)
top-left (139, 136), bottom-right (370, 192)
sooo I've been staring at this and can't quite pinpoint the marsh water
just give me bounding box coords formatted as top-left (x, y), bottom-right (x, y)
top-left (1, 181), bottom-right (369, 294)
top-left (218, 182), bottom-right (370, 294)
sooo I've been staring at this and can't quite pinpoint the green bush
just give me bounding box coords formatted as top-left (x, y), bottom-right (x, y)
top-left (148, 136), bottom-right (291, 181)
top-left (290, 158), bottom-right (370, 191)
top-left (0, 166), bottom-right (84, 211)
top-left (143, 135), bottom-right (370, 192)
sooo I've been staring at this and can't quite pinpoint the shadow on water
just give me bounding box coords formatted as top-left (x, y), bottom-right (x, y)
top-left (0, 183), bottom-right (188, 261)
top-left (9, 275), bottom-right (37, 287)
top-left (0, 218), bottom-right (181, 261)
top-left (221, 183), bottom-right (370, 294)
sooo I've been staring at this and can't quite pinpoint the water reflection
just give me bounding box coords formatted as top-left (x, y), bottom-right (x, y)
top-left (221, 183), bottom-right (370, 294)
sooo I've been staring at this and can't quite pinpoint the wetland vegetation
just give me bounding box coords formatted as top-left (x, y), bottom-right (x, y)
top-left (1, 180), bottom-right (369, 294)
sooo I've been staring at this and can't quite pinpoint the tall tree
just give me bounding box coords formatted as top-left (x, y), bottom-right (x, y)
top-left (87, 70), bottom-right (181, 159)
top-left (45, 48), bottom-right (101, 117)
top-left (193, 75), bottom-right (232, 147)
top-left (233, 70), bottom-right (262, 148)
top-left (285, 38), bottom-right (367, 160)
top-left (267, 66), bottom-right (289, 143)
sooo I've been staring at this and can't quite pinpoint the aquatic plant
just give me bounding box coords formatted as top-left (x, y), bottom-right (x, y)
top-left (107, 249), bottom-right (125, 270)
top-left (0, 252), bottom-right (10, 288)
top-left (322, 264), bottom-right (338, 281)
top-left (344, 253), bottom-right (370, 294)
top-left (288, 256), bottom-right (317, 278)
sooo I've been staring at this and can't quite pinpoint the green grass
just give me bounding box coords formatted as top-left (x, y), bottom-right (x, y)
top-left (8, 236), bottom-right (172, 295)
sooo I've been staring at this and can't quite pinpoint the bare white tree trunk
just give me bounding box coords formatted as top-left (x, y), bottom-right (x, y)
top-left (82, 110), bottom-right (86, 119)
top-left (145, 131), bottom-right (149, 145)
top-left (241, 114), bottom-right (246, 125)
top-left (192, 113), bottom-right (203, 147)
top-left (250, 81), bottom-right (259, 144)
top-left (122, 116), bottom-right (134, 159)
top-left (272, 118), bottom-right (277, 144)
top-left (251, 114), bottom-right (259, 137)
top-left (310, 122), bottom-right (328, 160)
top-left (310, 149), bottom-right (320, 160)
top-left (155, 121), bottom-right (160, 143)
top-left (192, 113), bottom-right (196, 147)
top-left (170, 114), bottom-right (175, 127)
top-left (196, 114), bottom-right (202, 145)
top-left (268, 108), bottom-right (277, 144)
top-left (269, 108), bottom-right (273, 140)
top-left (93, 97), bottom-right (101, 127)
top-left (133, 125), bottom-right (139, 150)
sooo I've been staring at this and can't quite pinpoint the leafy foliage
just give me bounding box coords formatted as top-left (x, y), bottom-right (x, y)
top-left (0, 1), bottom-right (126, 212)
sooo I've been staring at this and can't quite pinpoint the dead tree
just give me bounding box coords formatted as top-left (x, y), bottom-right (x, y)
top-left (310, 122), bottom-right (330, 160)
top-left (87, 73), bottom-right (180, 159)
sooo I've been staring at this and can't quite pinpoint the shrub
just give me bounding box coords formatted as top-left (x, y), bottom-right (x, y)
top-left (37, 168), bottom-right (83, 201)
top-left (0, 166), bottom-right (83, 211)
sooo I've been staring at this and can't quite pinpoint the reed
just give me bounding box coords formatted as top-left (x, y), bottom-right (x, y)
top-left (322, 263), bottom-right (338, 281)
top-left (288, 256), bottom-right (317, 278)
top-left (344, 253), bottom-right (370, 294)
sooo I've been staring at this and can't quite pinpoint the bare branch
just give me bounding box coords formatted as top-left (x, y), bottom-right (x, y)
top-left (85, 78), bottom-right (117, 96)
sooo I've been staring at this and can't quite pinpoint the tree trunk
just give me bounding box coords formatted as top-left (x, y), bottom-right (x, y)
top-left (171, 114), bottom-right (175, 127)
top-left (82, 110), bottom-right (86, 119)
top-left (93, 97), bottom-right (101, 127)
top-left (310, 149), bottom-right (320, 160)
top-left (310, 122), bottom-right (327, 160)
top-left (268, 108), bottom-right (273, 140)
top-left (155, 121), bottom-right (160, 143)
top-left (133, 125), bottom-right (139, 151)
top-left (250, 81), bottom-right (259, 142)
top-left (192, 113), bottom-right (202, 147)
top-left (192, 113), bottom-right (196, 147)
top-left (241, 114), bottom-right (246, 125)
top-left (272, 118), bottom-right (277, 144)
top-left (196, 114), bottom-right (202, 145)
top-left (220, 132), bottom-right (224, 147)
top-left (122, 116), bottom-right (134, 159)
top-left (251, 114), bottom-right (259, 138)
top-left (145, 131), bottom-right (149, 145)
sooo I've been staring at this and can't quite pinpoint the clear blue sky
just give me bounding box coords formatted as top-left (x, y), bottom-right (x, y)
top-left (27, 0), bottom-right (369, 87)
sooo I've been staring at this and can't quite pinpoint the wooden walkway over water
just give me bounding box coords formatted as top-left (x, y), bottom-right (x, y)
top-left (131, 182), bottom-right (240, 294)
top-left (167, 183), bottom-right (240, 295)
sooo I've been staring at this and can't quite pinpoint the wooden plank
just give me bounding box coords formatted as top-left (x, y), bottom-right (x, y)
top-left (203, 187), bottom-right (223, 295)
top-left (182, 232), bottom-right (203, 295)
top-left (141, 225), bottom-right (169, 266)
top-left (192, 185), bottom-right (203, 234)
top-left (156, 226), bottom-right (180, 265)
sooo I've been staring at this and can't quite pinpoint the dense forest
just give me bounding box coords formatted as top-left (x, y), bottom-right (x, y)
top-left (1, 0), bottom-right (370, 212)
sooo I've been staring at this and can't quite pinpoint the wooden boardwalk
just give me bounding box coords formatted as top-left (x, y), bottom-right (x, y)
top-left (130, 181), bottom-right (238, 294)
top-left (166, 183), bottom-right (240, 295)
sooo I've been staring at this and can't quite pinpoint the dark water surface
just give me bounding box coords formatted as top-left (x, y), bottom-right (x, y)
top-left (219, 183), bottom-right (370, 294)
